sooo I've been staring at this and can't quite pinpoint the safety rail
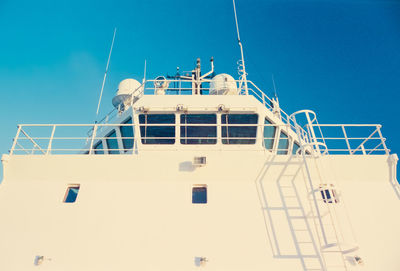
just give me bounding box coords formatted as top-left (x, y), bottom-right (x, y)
top-left (309, 124), bottom-right (389, 155)
top-left (9, 122), bottom-right (389, 155)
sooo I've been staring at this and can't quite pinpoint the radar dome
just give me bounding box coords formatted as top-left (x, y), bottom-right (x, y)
top-left (112, 79), bottom-right (142, 108)
top-left (210, 74), bottom-right (238, 95)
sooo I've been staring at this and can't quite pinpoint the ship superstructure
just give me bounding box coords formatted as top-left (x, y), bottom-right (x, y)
top-left (0, 58), bottom-right (399, 271)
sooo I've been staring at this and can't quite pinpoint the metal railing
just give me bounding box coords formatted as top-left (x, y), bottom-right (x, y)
top-left (9, 122), bottom-right (389, 155)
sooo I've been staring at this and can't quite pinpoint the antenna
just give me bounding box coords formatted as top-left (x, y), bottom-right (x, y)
top-left (232, 0), bottom-right (249, 95)
top-left (95, 27), bottom-right (117, 118)
top-left (143, 59), bottom-right (147, 83)
top-left (272, 74), bottom-right (278, 100)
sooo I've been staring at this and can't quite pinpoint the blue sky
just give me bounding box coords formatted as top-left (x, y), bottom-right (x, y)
top-left (0, 0), bottom-right (399, 179)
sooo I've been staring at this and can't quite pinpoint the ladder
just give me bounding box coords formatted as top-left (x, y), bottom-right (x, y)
top-left (277, 159), bottom-right (325, 270)
top-left (290, 110), bottom-right (359, 271)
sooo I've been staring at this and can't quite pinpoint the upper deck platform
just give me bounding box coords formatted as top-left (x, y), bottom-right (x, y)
top-left (7, 76), bottom-right (390, 157)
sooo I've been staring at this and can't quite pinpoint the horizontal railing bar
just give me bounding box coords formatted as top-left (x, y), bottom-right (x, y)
top-left (311, 124), bottom-right (382, 127)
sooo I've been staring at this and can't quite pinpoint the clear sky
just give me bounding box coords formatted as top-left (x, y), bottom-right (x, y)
top-left (0, 0), bottom-right (399, 179)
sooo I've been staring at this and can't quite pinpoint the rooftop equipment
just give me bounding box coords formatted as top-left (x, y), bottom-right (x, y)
top-left (210, 73), bottom-right (238, 95)
top-left (112, 78), bottom-right (142, 110)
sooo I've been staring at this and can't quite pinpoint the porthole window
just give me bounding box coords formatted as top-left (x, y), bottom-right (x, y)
top-left (64, 185), bottom-right (80, 203)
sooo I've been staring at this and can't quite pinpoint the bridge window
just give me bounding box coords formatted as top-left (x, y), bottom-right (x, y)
top-left (106, 130), bottom-right (119, 154)
top-left (277, 131), bottom-right (289, 154)
top-left (192, 185), bottom-right (207, 204)
top-left (119, 117), bottom-right (134, 151)
top-left (292, 142), bottom-right (300, 155)
top-left (180, 114), bottom-right (217, 144)
top-left (139, 114), bottom-right (175, 144)
top-left (264, 118), bottom-right (276, 150)
top-left (221, 114), bottom-right (258, 144)
top-left (94, 141), bottom-right (104, 155)
top-left (64, 185), bottom-right (80, 203)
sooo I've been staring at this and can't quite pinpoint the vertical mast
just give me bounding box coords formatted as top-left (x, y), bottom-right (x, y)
top-left (233, 0), bottom-right (249, 95)
top-left (96, 28), bottom-right (117, 118)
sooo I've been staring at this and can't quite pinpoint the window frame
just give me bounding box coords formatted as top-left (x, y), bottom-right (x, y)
top-left (192, 185), bottom-right (208, 204)
top-left (105, 129), bottom-right (120, 154)
top-left (221, 113), bottom-right (258, 145)
top-left (277, 130), bottom-right (290, 155)
top-left (180, 113), bottom-right (217, 145)
top-left (119, 117), bottom-right (134, 152)
top-left (63, 184), bottom-right (80, 203)
top-left (139, 114), bottom-right (176, 145)
top-left (263, 117), bottom-right (277, 151)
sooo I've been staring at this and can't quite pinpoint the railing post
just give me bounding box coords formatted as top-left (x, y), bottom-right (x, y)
top-left (341, 125), bottom-right (352, 155)
top-left (10, 125), bottom-right (22, 155)
top-left (89, 124), bottom-right (98, 154)
top-left (305, 112), bottom-right (321, 155)
top-left (361, 144), bottom-right (366, 155)
top-left (46, 125), bottom-right (56, 155)
top-left (376, 125), bottom-right (389, 155)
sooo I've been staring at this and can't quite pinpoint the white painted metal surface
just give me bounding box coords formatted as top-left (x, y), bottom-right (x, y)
top-left (0, 65), bottom-right (399, 271)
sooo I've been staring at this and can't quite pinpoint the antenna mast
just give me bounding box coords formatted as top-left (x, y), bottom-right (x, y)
top-left (96, 27), bottom-right (117, 118)
top-left (233, 0), bottom-right (249, 95)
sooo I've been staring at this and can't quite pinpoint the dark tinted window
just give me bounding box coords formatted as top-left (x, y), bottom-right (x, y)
top-left (139, 114), bottom-right (175, 144)
top-left (292, 142), bottom-right (300, 155)
top-left (264, 118), bottom-right (276, 150)
top-left (64, 185), bottom-right (80, 203)
top-left (277, 131), bottom-right (289, 155)
top-left (221, 114), bottom-right (258, 144)
top-left (119, 117), bottom-right (134, 151)
top-left (192, 186), bottom-right (207, 204)
top-left (106, 130), bottom-right (119, 154)
top-left (181, 114), bottom-right (217, 144)
top-left (94, 141), bottom-right (104, 155)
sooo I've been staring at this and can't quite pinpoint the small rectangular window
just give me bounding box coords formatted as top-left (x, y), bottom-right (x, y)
top-left (64, 185), bottom-right (80, 203)
top-left (277, 131), bottom-right (289, 155)
top-left (181, 114), bottom-right (217, 144)
top-left (221, 114), bottom-right (258, 144)
top-left (192, 185), bottom-right (207, 204)
top-left (106, 130), bottom-right (119, 154)
top-left (94, 141), bottom-right (104, 155)
top-left (320, 184), bottom-right (339, 203)
top-left (119, 117), bottom-right (134, 152)
top-left (292, 142), bottom-right (301, 155)
top-left (139, 114), bottom-right (175, 144)
top-left (264, 118), bottom-right (276, 150)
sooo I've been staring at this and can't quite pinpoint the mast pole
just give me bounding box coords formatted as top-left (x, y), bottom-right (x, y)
top-left (233, 0), bottom-right (249, 95)
top-left (96, 27), bottom-right (117, 118)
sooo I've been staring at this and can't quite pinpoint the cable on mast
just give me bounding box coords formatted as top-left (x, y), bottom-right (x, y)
top-left (232, 0), bottom-right (248, 95)
top-left (96, 27), bottom-right (117, 118)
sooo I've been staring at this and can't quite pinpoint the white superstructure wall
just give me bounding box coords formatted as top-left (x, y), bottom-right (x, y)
top-left (0, 152), bottom-right (398, 271)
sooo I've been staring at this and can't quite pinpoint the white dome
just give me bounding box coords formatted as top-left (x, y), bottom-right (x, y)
top-left (116, 79), bottom-right (141, 96)
top-left (209, 74), bottom-right (238, 95)
top-left (112, 79), bottom-right (142, 108)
